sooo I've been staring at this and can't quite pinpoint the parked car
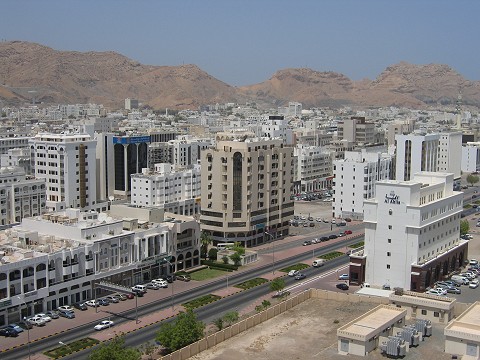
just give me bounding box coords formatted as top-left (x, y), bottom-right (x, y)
top-left (46, 310), bottom-right (60, 319)
top-left (443, 286), bottom-right (461, 294)
top-left (94, 320), bottom-right (114, 331)
top-left (114, 293), bottom-right (128, 301)
top-left (34, 313), bottom-right (52, 322)
top-left (426, 288), bottom-right (447, 296)
top-left (344, 230), bottom-right (353, 235)
top-left (73, 302), bottom-right (88, 311)
top-left (338, 274), bottom-right (349, 280)
top-left (18, 320), bottom-right (33, 330)
top-left (58, 310), bottom-right (75, 319)
top-left (57, 305), bottom-right (74, 312)
top-left (165, 274), bottom-right (176, 283)
top-left (288, 270), bottom-right (300, 277)
top-left (302, 240), bottom-right (312, 246)
top-left (338, 232), bottom-right (345, 237)
top-left (336, 283), bottom-right (349, 290)
top-left (6, 323), bottom-right (23, 333)
top-left (131, 289), bottom-right (144, 297)
top-left (329, 234), bottom-right (338, 240)
top-left (145, 282), bottom-right (161, 290)
top-left (98, 298), bottom-right (110, 306)
top-left (295, 273), bottom-right (306, 280)
top-left (152, 279), bottom-right (168, 288)
top-left (131, 285), bottom-right (147, 293)
top-left (28, 317), bottom-right (46, 326)
top-left (311, 238), bottom-right (319, 244)
top-left (320, 236), bottom-right (329, 242)
top-left (344, 218), bottom-right (352, 222)
top-left (177, 275), bottom-right (191, 282)
top-left (0, 327), bottom-right (19, 337)
top-left (469, 279), bottom-right (479, 289)
top-left (125, 293), bottom-right (135, 300)
top-left (470, 259), bottom-right (479, 266)
top-left (85, 300), bottom-right (99, 307)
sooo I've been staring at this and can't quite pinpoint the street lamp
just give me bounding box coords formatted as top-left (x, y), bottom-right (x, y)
top-left (163, 258), bottom-right (176, 312)
top-left (265, 231), bottom-right (275, 274)
top-left (17, 296), bottom-right (31, 360)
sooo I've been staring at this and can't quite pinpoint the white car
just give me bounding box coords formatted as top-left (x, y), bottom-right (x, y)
top-left (470, 259), bottom-right (479, 266)
top-left (338, 274), bottom-right (349, 280)
top-left (288, 270), bottom-right (299, 277)
top-left (85, 300), bottom-right (99, 307)
top-left (28, 317), bottom-right (46, 326)
top-left (469, 279), bottom-right (479, 289)
top-left (35, 313), bottom-right (52, 322)
top-left (426, 288), bottom-right (447, 296)
top-left (152, 279), bottom-right (168, 288)
top-left (94, 320), bottom-right (114, 331)
top-left (57, 305), bottom-right (74, 312)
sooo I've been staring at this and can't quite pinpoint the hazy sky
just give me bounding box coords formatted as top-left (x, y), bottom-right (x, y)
top-left (1, 0), bottom-right (479, 86)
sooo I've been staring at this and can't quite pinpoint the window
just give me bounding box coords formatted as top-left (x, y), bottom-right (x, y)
top-left (388, 239), bottom-right (391, 243)
top-left (389, 209), bottom-right (393, 215)
top-left (421, 309), bottom-right (427, 315)
top-left (387, 252), bottom-right (391, 256)
top-left (433, 312), bottom-right (439, 318)
top-left (386, 264), bottom-right (390, 269)
top-left (388, 225), bottom-right (392, 230)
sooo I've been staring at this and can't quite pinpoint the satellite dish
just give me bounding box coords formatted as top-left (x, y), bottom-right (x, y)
top-left (108, 196), bottom-right (114, 201)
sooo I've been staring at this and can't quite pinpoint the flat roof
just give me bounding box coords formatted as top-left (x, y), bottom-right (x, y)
top-left (338, 305), bottom-right (406, 341)
top-left (356, 287), bottom-right (393, 298)
top-left (445, 302), bottom-right (480, 341)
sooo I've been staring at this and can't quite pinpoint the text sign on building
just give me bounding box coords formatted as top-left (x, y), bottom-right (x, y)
top-left (385, 191), bottom-right (400, 205)
top-left (113, 136), bottom-right (151, 145)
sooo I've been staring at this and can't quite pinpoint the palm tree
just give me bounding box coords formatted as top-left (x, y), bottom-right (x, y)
top-left (200, 231), bottom-right (212, 260)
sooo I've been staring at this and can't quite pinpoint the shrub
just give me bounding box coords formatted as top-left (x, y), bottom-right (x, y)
top-left (201, 260), bottom-right (238, 271)
top-left (222, 255), bottom-right (229, 264)
top-left (208, 247), bottom-right (218, 260)
top-left (235, 278), bottom-right (268, 290)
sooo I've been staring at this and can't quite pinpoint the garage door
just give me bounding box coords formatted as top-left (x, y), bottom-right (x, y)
top-left (340, 339), bottom-right (349, 352)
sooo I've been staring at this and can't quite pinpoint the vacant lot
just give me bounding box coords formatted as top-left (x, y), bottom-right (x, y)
top-left (189, 298), bottom-right (451, 360)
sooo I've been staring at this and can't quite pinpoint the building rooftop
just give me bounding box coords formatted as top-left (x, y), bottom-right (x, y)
top-left (445, 302), bottom-right (480, 341)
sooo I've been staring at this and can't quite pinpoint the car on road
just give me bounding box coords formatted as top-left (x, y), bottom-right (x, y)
top-left (329, 234), bottom-right (338, 240)
top-left (57, 305), bottom-right (74, 312)
top-left (46, 310), bottom-right (60, 319)
top-left (338, 232), bottom-right (345, 237)
top-left (322, 219), bottom-right (329, 223)
top-left (320, 236), bottom-right (329, 242)
top-left (344, 230), bottom-right (352, 235)
top-left (311, 238), bottom-right (319, 244)
top-left (470, 259), bottom-right (479, 266)
top-left (58, 310), bottom-right (75, 319)
top-left (302, 240), bottom-right (312, 246)
top-left (0, 327), bottom-right (19, 337)
top-left (338, 273), bottom-right (349, 280)
top-left (336, 283), bottom-right (349, 290)
top-left (85, 300), bottom-right (99, 307)
top-left (288, 270), bottom-right (300, 277)
top-left (94, 320), bottom-right (114, 331)
top-left (295, 273), bottom-right (306, 280)
top-left (331, 219), bottom-right (336, 224)
top-left (176, 275), bottom-right (191, 282)
top-left (73, 303), bottom-right (88, 311)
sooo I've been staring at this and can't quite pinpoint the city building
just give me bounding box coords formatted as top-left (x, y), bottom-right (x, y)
top-left (0, 167), bottom-right (46, 225)
top-left (395, 133), bottom-right (440, 181)
top-left (445, 302), bottom-right (480, 358)
top-left (293, 145), bottom-right (332, 194)
top-left (125, 98), bottom-right (139, 110)
top-left (386, 119), bottom-right (416, 147)
top-left (461, 142), bottom-right (480, 173)
top-left (437, 132), bottom-right (462, 182)
top-left (253, 115), bottom-right (294, 145)
top-left (349, 172), bottom-right (468, 291)
top-left (200, 131), bottom-right (294, 247)
top-left (337, 117), bottom-right (375, 145)
top-left (130, 163), bottom-right (201, 216)
top-left (29, 132), bottom-right (98, 212)
top-left (0, 148), bottom-right (31, 175)
top-left (0, 206), bottom-right (199, 326)
top-left (333, 149), bottom-right (393, 220)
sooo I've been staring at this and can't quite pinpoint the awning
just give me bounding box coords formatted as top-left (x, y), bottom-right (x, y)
top-left (411, 272), bottom-right (421, 276)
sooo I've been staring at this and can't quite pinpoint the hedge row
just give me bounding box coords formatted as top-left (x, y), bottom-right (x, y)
top-left (201, 260), bottom-right (239, 271)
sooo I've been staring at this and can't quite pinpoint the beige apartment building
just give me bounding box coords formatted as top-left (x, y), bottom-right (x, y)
top-left (200, 132), bottom-right (294, 247)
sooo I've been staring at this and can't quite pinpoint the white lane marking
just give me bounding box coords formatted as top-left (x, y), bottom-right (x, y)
top-left (286, 264), bottom-right (349, 292)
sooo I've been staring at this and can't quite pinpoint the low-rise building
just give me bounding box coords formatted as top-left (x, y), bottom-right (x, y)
top-left (445, 302), bottom-right (480, 358)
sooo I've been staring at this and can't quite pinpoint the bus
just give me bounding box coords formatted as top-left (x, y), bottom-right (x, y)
top-left (216, 242), bottom-right (235, 251)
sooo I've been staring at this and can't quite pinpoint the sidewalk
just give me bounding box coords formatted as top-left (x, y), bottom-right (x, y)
top-left (20, 230), bottom-right (364, 359)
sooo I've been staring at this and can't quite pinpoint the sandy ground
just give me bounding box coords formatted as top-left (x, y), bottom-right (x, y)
top-left (186, 298), bottom-right (451, 360)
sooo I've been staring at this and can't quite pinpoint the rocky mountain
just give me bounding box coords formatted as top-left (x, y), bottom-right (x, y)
top-left (1, 41), bottom-right (479, 110)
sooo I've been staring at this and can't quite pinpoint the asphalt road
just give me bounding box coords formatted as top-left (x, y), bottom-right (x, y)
top-left (3, 237), bottom-right (360, 360)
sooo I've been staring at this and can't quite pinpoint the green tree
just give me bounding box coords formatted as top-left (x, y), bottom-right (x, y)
top-left (208, 247), bottom-right (218, 261)
top-left (460, 219), bottom-right (470, 236)
top-left (229, 252), bottom-right (242, 266)
top-left (223, 311), bottom-right (239, 327)
top-left (270, 277), bottom-right (286, 293)
top-left (467, 174), bottom-right (480, 187)
top-left (213, 317), bottom-right (224, 330)
top-left (232, 242), bottom-right (245, 256)
top-left (222, 255), bottom-right (229, 264)
top-left (89, 335), bottom-right (141, 360)
top-left (155, 309), bottom-right (205, 353)
top-left (200, 231), bottom-right (212, 260)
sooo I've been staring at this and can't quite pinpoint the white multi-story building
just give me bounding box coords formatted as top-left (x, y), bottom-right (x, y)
top-left (438, 132), bottom-right (462, 181)
top-left (462, 142), bottom-right (480, 173)
top-left (0, 207), bottom-right (199, 326)
top-left (349, 172), bottom-right (468, 292)
top-left (0, 136), bottom-right (30, 160)
top-left (29, 132), bottom-right (98, 212)
top-left (0, 148), bottom-right (31, 175)
top-left (0, 167), bottom-right (46, 225)
top-left (395, 133), bottom-right (440, 181)
top-left (254, 115), bottom-right (294, 145)
top-left (293, 145), bottom-right (332, 194)
top-left (333, 150), bottom-right (393, 220)
top-left (167, 135), bottom-right (212, 167)
top-left (131, 164), bottom-right (201, 216)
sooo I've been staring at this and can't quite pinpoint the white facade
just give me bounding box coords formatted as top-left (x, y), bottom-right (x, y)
top-left (293, 145), bottom-right (332, 194)
top-left (363, 172), bottom-right (463, 290)
top-left (437, 132), bottom-right (462, 180)
top-left (29, 132), bottom-right (98, 212)
top-left (0, 148), bottom-right (31, 175)
top-left (461, 142), bottom-right (480, 173)
top-left (395, 133), bottom-right (440, 181)
top-left (333, 150), bottom-right (393, 219)
top-left (0, 137), bottom-right (30, 159)
top-left (167, 135), bottom-right (212, 167)
top-left (130, 164), bottom-right (201, 216)
top-left (0, 167), bottom-right (46, 225)
top-left (253, 115), bottom-right (294, 145)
